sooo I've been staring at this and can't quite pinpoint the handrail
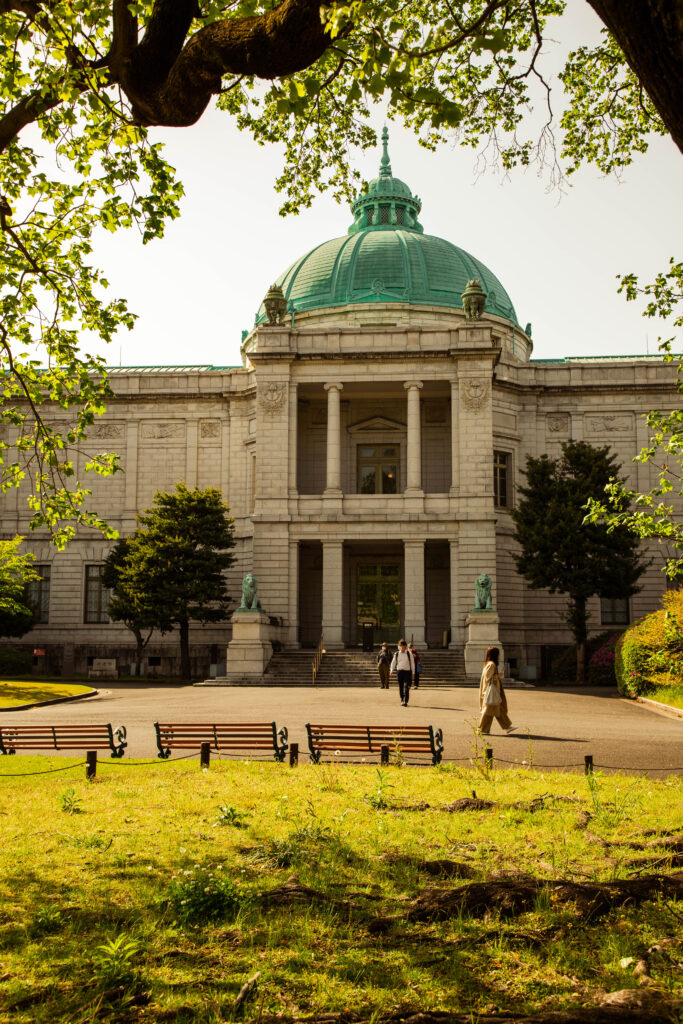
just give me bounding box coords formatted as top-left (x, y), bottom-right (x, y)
top-left (312, 632), bottom-right (325, 685)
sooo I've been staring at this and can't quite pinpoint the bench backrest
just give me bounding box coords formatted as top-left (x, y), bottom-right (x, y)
top-left (0, 723), bottom-right (126, 757)
top-left (154, 721), bottom-right (288, 761)
top-left (306, 723), bottom-right (443, 763)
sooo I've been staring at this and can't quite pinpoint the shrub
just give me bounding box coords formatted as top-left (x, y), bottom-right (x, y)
top-left (550, 632), bottom-right (615, 683)
top-left (0, 645), bottom-right (32, 675)
top-left (614, 588), bottom-right (683, 697)
top-left (587, 632), bottom-right (623, 686)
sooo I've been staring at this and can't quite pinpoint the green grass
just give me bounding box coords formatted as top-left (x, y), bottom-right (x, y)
top-left (0, 681), bottom-right (93, 708)
top-left (646, 683), bottom-right (683, 711)
top-left (0, 759), bottom-right (681, 1023)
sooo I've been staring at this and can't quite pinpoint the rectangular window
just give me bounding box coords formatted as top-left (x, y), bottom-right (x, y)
top-left (379, 204), bottom-right (390, 224)
top-left (601, 597), bottom-right (630, 625)
top-left (27, 564), bottom-right (51, 624)
top-left (357, 445), bottom-right (400, 494)
top-left (84, 565), bottom-right (110, 624)
top-left (395, 206), bottom-right (405, 225)
top-left (494, 451), bottom-right (511, 507)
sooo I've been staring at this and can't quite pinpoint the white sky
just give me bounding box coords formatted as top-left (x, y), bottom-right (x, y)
top-left (88, 6), bottom-right (682, 368)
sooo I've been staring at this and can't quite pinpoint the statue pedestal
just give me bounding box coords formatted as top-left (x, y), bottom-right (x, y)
top-left (217, 611), bottom-right (272, 683)
top-left (464, 610), bottom-right (504, 680)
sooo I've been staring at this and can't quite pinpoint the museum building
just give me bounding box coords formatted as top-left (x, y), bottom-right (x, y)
top-left (2, 132), bottom-right (677, 679)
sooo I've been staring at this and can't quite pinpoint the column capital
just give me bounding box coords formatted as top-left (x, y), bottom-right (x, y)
top-left (403, 380), bottom-right (423, 392)
top-left (324, 381), bottom-right (344, 393)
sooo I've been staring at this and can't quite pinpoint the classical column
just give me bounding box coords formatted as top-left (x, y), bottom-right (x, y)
top-left (185, 419), bottom-right (198, 489)
top-left (322, 539), bottom-right (343, 648)
top-left (450, 378), bottom-right (459, 495)
top-left (123, 420), bottom-right (138, 528)
top-left (287, 540), bottom-right (300, 648)
top-left (403, 540), bottom-right (425, 645)
top-left (324, 382), bottom-right (343, 494)
top-left (288, 380), bottom-right (298, 496)
top-left (404, 381), bottom-right (423, 493)
top-left (449, 537), bottom-right (465, 646)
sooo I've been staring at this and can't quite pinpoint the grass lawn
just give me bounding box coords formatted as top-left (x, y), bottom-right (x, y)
top-left (646, 684), bottom-right (683, 711)
top-left (0, 681), bottom-right (93, 709)
top-left (0, 759), bottom-right (681, 1023)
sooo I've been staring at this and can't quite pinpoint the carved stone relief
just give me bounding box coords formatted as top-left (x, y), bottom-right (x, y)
top-left (88, 422), bottom-right (124, 439)
top-left (584, 413), bottom-right (634, 434)
top-left (140, 421), bottom-right (185, 440)
top-left (200, 420), bottom-right (220, 439)
top-left (258, 382), bottom-right (287, 414)
top-left (547, 414), bottom-right (570, 434)
top-left (460, 378), bottom-right (489, 411)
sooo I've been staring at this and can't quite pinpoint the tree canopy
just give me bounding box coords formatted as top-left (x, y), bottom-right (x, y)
top-left (511, 440), bottom-right (646, 681)
top-left (0, 1), bottom-right (680, 544)
top-left (0, 535), bottom-right (38, 637)
top-left (109, 483), bottom-right (235, 679)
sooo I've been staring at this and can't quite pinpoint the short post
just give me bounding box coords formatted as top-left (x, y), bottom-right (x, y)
top-left (380, 744), bottom-right (389, 766)
top-left (584, 754), bottom-right (594, 775)
top-left (485, 747), bottom-right (493, 769)
top-left (85, 750), bottom-right (97, 780)
top-left (289, 742), bottom-right (299, 767)
top-left (200, 742), bottom-right (211, 769)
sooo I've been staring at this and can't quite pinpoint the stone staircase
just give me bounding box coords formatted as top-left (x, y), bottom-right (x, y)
top-left (261, 647), bottom-right (467, 687)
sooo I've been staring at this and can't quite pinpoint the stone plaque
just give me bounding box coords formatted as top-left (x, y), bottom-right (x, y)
top-left (585, 413), bottom-right (634, 434)
top-left (140, 421), bottom-right (185, 439)
top-left (547, 414), bottom-right (569, 433)
top-left (89, 422), bottom-right (124, 439)
top-left (460, 378), bottom-right (489, 411)
top-left (258, 382), bottom-right (287, 414)
top-left (200, 420), bottom-right (220, 439)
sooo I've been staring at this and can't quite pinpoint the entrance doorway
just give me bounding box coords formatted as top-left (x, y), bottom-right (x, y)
top-left (356, 563), bottom-right (401, 645)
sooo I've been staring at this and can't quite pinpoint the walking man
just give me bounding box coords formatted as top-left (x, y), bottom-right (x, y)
top-left (377, 641), bottom-right (391, 689)
top-left (390, 638), bottom-right (415, 706)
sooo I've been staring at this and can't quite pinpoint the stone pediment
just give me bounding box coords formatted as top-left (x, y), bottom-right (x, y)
top-left (348, 415), bottom-right (405, 434)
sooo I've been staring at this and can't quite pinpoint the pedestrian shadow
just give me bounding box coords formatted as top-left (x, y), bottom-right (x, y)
top-left (496, 734), bottom-right (583, 742)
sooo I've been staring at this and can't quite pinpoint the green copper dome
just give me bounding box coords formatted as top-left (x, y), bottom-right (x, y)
top-left (255, 130), bottom-right (519, 327)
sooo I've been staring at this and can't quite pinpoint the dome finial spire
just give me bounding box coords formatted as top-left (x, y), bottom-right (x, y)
top-left (379, 125), bottom-right (392, 177)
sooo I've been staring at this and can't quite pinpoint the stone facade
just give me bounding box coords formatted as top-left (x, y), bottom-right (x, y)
top-left (0, 315), bottom-right (677, 679)
top-left (1, 139), bottom-right (678, 679)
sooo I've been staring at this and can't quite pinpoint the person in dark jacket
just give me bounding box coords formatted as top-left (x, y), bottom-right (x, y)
top-left (376, 641), bottom-right (391, 688)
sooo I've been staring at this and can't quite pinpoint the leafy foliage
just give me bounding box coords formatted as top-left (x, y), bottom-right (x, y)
top-left (166, 864), bottom-right (248, 923)
top-left (102, 536), bottom-right (157, 665)
top-left (614, 588), bottom-right (683, 697)
top-left (587, 630), bottom-right (622, 686)
top-left (512, 440), bottom-right (646, 681)
top-left (0, 535), bottom-right (38, 637)
top-left (585, 260), bottom-right (683, 574)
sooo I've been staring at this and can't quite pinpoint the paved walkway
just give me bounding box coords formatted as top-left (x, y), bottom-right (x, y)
top-left (3, 683), bottom-right (682, 775)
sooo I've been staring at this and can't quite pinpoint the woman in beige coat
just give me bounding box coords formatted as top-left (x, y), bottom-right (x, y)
top-left (478, 646), bottom-right (516, 734)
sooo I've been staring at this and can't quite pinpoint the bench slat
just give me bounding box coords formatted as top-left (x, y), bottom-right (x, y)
top-left (305, 722), bottom-right (443, 765)
top-left (0, 723), bottom-right (126, 758)
top-left (154, 721), bottom-right (288, 762)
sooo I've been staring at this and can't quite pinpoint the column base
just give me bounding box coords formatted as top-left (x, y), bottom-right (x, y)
top-left (464, 611), bottom-right (504, 679)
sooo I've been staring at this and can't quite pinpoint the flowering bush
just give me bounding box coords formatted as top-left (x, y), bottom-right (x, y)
top-left (614, 588), bottom-right (683, 697)
top-left (166, 864), bottom-right (249, 923)
top-left (587, 632), bottom-right (622, 686)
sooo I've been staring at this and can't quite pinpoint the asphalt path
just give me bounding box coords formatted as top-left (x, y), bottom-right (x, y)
top-left (2, 683), bottom-right (682, 776)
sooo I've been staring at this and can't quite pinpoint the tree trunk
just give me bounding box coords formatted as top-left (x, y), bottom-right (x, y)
top-left (179, 617), bottom-right (191, 680)
top-left (586, 0), bottom-right (683, 156)
top-left (134, 627), bottom-right (144, 671)
top-left (572, 596), bottom-right (589, 684)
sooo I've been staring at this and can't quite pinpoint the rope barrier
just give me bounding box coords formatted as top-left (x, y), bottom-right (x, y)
top-left (98, 751), bottom-right (200, 766)
top-left (0, 760), bottom-right (86, 777)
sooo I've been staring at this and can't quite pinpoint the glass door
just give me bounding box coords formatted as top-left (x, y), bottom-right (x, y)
top-left (356, 563), bottom-right (401, 644)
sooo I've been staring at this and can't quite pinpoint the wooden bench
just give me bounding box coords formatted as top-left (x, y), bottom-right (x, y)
top-left (154, 721), bottom-right (288, 762)
top-left (0, 723), bottom-right (127, 758)
top-left (305, 723), bottom-right (443, 765)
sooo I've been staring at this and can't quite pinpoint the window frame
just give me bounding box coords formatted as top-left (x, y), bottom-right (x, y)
top-left (356, 444), bottom-right (400, 495)
top-left (600, 596), bottom-right (630, 626)
top-left (84, 564), bottom-right (110, 624)
top-left (494, 450), bottom-right (512, 508)
top-left (27, 564), bottom-right (51, 624)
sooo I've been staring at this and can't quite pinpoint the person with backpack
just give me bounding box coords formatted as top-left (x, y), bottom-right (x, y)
top-left (390, 638), bottom-right (415, 706)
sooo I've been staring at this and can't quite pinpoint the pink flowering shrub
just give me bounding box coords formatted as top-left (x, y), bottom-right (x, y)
top-left (587, 632), bottom-right (622, 686)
